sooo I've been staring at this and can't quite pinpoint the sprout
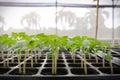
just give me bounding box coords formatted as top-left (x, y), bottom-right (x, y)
top-left (105, 50), bottom-right (113, 74)
top-left (81, 39), bottom-right (91, 75)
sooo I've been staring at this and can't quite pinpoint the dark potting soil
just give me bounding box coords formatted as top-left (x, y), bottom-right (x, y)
top-left (41, 68), bottom-right (68, 75)
top-left (47, 56), bottom-right (63, 59)
top-left (98, 67), bottom-right (120, 74)
top-left (21, 63), bottom-right (42, 67)
top-left (112, 54), bottom-right (120, 58)
top-left (66, 59), bottom-right (81, 63)
top-left (46, 59), bottom-right (64, 63)
top-left (9, 68), bottom-right (38, 75)
top-left (68, 63), bottom-right (90, 67)
top-left (91, 63), bottom-right (119, 67)
top-left (0, 67), bottom-right (11, 74)
top-left (0, 63), bottom-right (18, 67)
top-left (85, 56), bottom-right (96, 59)
top-left (27, 59), bottom-right (44, 63)
top-left (9, 59), bottom-right (24, 62)
top-left (112, 48), bottom-right (120, 52)
top-left (71, 68), bottom-right (99, 75)
top-left (44, 63), bottom-right (66, 67)
top-left (87, 59), bottom-right (102, 63)
top-left (0, 59), bottom-right (3, 62)
top-left (33, 56), bottom-right (46, 59)
top-left (65, 56), bottom-right (80, 59)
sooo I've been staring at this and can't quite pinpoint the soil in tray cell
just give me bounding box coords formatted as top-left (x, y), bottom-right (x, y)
top-left (20, 56), bottom-right (29, 59)
top-left (37, 59), bottom-right (45, 63)
top-left (27, 59), bottom-right (44, 63)
top-left (112, 54), bottom-right (120, 58)
top-left (0, 67), bottom-right (11, 74)
top-left (9, 59), bottom-right (24, 63)
top-left (0, 55), bottom-right (8, 58)
top-left (99, 67), bottom-right (120, 74)
top-left (66, 59), bottom-right (81, 63)
top-left (85, 56), bottom-right (96, 59)
top-left (58, 56), bottom-right (63, 59)
top-left (46, 59), bottom-right (64, 63)
top-left (87, 59), bottom-right (102, 63)
top-left (44, 63), bottom-right (66, 67)
top-left (21, 63), bottom-right (42, 67)
top-left (71, 68), bottom-right (99, 75)
top-left (9, 68), bottom-right (38, 75)
top-left (91, 63), bottom-right (119, 68)
top-left (65, 56), bottom-right (72, 59)
top-left (79, 54), bottom-right (95, 59)
top-left (0, 63), bottom-right (18, 67)
top-left (112, 49), bottom-right (120, 53)
top-left (0, 56), bottom-right (2, 58)
top-left (11, 57), bottom-right (18, 59)
top-left (41, 68), bottom-right (68, 75)
top-left (0, 59), bottom-right (3, 62)
top-left (111, 51), bottom-right (118, 55)
top-left (68, 63), bottom-right (90, 67)
top-left (48, 56), bottom-right (63, 59)
top-left (33, 56), bottom-right (46, 59)
top-left (65, 56), bottom-right (80, 59)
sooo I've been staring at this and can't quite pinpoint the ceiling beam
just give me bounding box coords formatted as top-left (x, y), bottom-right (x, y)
top-left (0, 2), bottom-right (120, 8)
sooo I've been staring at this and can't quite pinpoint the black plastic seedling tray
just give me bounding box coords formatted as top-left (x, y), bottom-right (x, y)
top-left (0, 49), bottom-right (120, 80)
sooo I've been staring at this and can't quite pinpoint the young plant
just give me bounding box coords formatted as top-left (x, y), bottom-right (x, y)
top-left (58, 36), bottom-right (69, 53)
top-left (17, 48), bottom-right (22, 74)
top-left (51, 39), bottom-right (60, 75)
top-left (102, 47), bottom-right (107, 68)
top-left (100, 42), bottom-right (110, 67)
top-left (71, 36), bottom-right (82, 64)
top-left (52, 47), bottom-right (59, 75)
top-left (92, 48), bottom-right (99, 63)
top-left (47, 37), bottom-right (60, 75)
top-left (66, 38), bottom-right (77, 64)
top-left (27, 37), bottom-right (41, 68)
top-left (0, 42), bottom-right (6, 67)
top-left (2, 34), bottom-right (16, 67)
top-left (88, 37), bottom-right (101, 60)
top-left (105, 50), bottom-right (113, 74)
top-left (81, 39), bottom-right (91, 75)
top-left (12, 40), bottom-right (27, 74)
top-left (15, 47), bottom-right (27, 75)
top-left (33, 35), bottom-right (45, 60)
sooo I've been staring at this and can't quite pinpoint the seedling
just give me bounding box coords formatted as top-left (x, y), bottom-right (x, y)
top-left (105, 50), bottom-right (113, 74)
top-left (81, 39), bottom-right (91, 75)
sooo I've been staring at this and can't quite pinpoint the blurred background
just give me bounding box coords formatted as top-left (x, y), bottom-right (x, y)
top-left (0, 0), bottom-right (120, 41)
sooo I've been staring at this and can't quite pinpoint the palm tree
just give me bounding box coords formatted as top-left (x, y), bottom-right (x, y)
top-left (57, 9), bottom-right (76, 30)
top-left (21, 12), bottom-right (40, 33)
top-left (0, 16), bottom-right (5, 34)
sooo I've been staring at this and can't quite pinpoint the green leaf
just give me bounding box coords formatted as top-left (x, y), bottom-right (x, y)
top-left (82, 39), bottom-right (90, 48)
top-left (47, 52), bottom-right (52, 60)
top-left (105, 51), bottom-right (112, 61)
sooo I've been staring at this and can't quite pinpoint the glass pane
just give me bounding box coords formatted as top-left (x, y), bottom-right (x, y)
top-left (56, 7), bottom-right (94, 37)
top-left (0, 0), bottom-right (120, 40)
top-left (0, 7), bottom-right (56, 34)
top-left (114, 8), bottom-right (120, 40)
top-left (56, 7), bottom-right (120, 40)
